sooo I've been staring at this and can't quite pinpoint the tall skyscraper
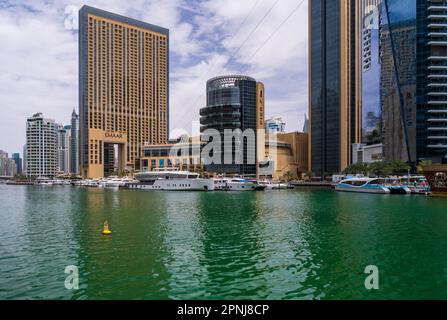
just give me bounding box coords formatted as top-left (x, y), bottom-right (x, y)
top-left (22, 144), bottom-right (27, 175)
top-left (309, 0), bottom-right (363, 175)
top-left (380, 0), bottom-right (417, 163)
top-left (79, 6), bottom-right (169, 178)
top-left (11, 153), bottom-right (22, 175)
top-left (0, 151), bottom-right (17, 177)
top-left (362, 0), bottom-right (382, 145)
top-left (26, 113), bottom-right (58, 179)
top-left (57, 125), bottom-right (71, 174)
top-left (416, 0), bottom-right (447, 163)
top-left (379, 0), bottom-right (447, 164)
top-left (70, 109), bottom-right (79, 175)
top-left (200, 76), bottom-right (265, 176)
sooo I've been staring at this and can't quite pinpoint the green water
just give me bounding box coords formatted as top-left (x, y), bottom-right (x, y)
top-left (1, 184), bottom-right (447, 300)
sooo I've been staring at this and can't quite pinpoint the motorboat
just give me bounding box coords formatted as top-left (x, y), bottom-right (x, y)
top-left (258, 180), bottom-right (291, 190)
top-left (335, 178), bottom-right (411, 194)
top-left (400, 176), bottom-right (431, 195)
top-left (127, 171), bottom-right (214, 191)
top-left (335, 178), bottom-right (391, 194)
top-left (226, 178), bottom-right (266, 191)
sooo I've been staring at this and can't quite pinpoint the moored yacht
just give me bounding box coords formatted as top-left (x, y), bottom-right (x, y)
top-left (335, 178), bottom-right (411, 194)
top-left (127, 171), bottom-right (214, 191)
top-left (335, 178), bottom-right (391, 194)
top-left (226, 178), bottom-right (266, 191)
top-left (258, 180), bottom-right (290, 190)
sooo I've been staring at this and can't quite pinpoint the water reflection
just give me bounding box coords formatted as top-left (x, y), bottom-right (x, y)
top-left (2, 185), bottom-right (447, 299)
top-left (74, 189), bottom-right (172, 299)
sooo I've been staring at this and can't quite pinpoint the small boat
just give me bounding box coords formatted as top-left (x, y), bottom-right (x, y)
top-left (259, 180), bottom-right (291, 190)
top-left (335, 178), bottom-right (391, 194)
top-left (99, 176), bottom-right (132, 189)
top-left (226, 178), bottom-right (266, 191)
top-left (36, 177), bottom-right (54, 186)
top-left (400, 176), bottom-right (432, 195)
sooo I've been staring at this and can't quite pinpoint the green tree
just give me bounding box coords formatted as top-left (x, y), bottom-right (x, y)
top-left (417, 160), bottom-right (432, 174)
top-left (368, 161), bottom-right (388, 177)
top-left (386, 160), bottom-right (410, 176)
top-left (344, 163), bottom-right (369, 175)
top-left (282, 171), bottom-right (294, 182)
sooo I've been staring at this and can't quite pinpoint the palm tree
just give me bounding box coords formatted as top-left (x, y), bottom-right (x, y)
top-left (417, 160), bottom-right (432, 174)
top-left (282, 171), bottom-right (294, 182)
top-left (387, 160), bottom-right (410, 176)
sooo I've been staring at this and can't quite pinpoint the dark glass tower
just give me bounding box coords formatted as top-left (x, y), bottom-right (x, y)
top-left (309, 0), bottom-right (362, 175)
top-left (380, 0), bottom-right (417, 163)
top-left (200, 76), bottom-right (265, 176)
top-left (380, 0), bottom-right (447, 164)
top-left (417, 0), bottom-right (447, 163)
top-left (362, 0), bottom-right (383, 145)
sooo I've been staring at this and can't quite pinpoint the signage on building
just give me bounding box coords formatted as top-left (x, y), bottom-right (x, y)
top-left (104, 131), bottom-right (127, 143)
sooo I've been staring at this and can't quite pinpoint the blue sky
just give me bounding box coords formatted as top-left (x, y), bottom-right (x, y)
top-left (0, 0), bottom-right (308, 155)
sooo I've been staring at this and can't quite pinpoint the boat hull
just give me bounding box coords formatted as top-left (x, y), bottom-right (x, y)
top-left (126, 178), bottom-right (214, 191)
top-left (335, 185), bottom-right (390, 194)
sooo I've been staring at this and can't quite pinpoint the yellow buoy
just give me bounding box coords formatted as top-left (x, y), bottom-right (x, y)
top-left (102, 221), bottom-right (112, 235)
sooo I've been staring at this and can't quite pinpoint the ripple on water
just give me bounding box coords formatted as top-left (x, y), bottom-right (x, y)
top-left (1, 186), bottom-right (447, 299)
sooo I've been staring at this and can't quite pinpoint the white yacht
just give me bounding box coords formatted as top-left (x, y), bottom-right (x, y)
top-left (258, 180), bottom-right (290, 190)
top-left (212, 178), bottom-right (230, 191)
top-left (127, 171), bottom-right (214, 191)
top-left (226, 178), bottom-right (266, 191)
top-left (99, 176), bottom-right (135, 189)
top-left (36, 177), bottom-right (53, 186)
top-left (335, 178), bottom-right (411, 194)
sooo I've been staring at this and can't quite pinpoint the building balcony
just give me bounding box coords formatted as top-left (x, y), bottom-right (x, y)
top-left (428, 144), bottom-right (447, 149)
top-left (428, 118), bottom-right (447, 122)
top-left (428, 41), bottom-right (447, 46)
top-left (428, 92), bottom-right (447, 96)
top-left (429, 15), bottom-right (447, 20)
top-left (427, 109), bottom-right (447, 113)
top-left (428, 100), bottom-right (447, 105)
top-left (428, 74), bottom-right (447, 79)
top-left (428, 56), bottom-right (447, 61)
top-left (428, 24), bottom-right (447, 29)
top-left (428, 33), bottom-right (447, 39)
top-left (428, 127), bottom-right (447, 131)
top-left (428, 65), bottom-right (447, 70)
top-left (428, 6), bottom-right (447, 11)
top-left (428, 83), bottom-right (447, 87)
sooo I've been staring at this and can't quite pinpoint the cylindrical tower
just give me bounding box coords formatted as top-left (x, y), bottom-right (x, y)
top-left (200, 75), bottom-right (263, 176)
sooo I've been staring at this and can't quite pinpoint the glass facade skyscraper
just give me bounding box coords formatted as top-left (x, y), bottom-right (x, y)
top-left (380, 0), bottom-right (447, 164)
top-left (309, 0), bottom-right (362, 175)
top-left (418, 0), bottom-right (447, 163)
top-left (200, 76), bottom-right (265, 176)
top-left (362, 0), bottom-right (382, 145)
top-left (380, 0), bottom-right (417, 163)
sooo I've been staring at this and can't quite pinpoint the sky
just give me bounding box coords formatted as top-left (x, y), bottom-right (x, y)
top-left (0, 0), bottom-right (308, 156)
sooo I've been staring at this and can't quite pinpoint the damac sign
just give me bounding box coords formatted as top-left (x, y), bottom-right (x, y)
top-left (105, 132), bottom-right (124, 139)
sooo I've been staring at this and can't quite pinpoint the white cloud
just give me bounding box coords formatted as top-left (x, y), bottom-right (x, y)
top-left (0, 0), bottom-right (308, 155)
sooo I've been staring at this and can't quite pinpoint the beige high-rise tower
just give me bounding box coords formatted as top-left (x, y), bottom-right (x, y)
top-left (79, 6), bottom-right (169, 178)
